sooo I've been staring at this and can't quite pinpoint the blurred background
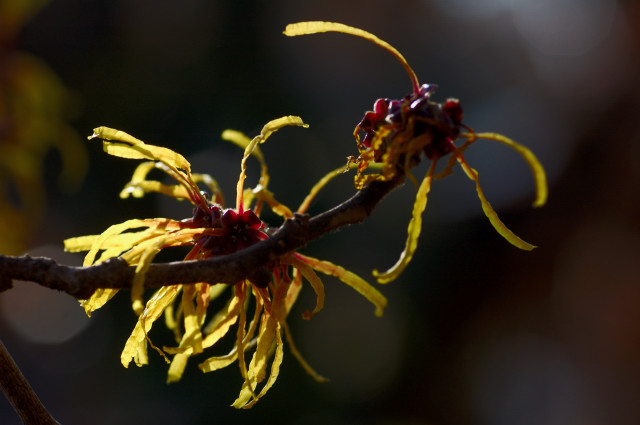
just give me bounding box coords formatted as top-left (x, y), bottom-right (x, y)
top-left (1, 0), bottom-right (639, 424)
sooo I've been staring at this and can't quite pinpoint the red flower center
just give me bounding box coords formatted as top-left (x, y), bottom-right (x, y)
top-left (356, 84), bottom-right (464, 161)
top-left (189, 204), bottom-right (267, 257)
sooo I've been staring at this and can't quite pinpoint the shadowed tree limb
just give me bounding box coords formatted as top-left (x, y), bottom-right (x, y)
top-left (0, 175), bottom-right (404, 299)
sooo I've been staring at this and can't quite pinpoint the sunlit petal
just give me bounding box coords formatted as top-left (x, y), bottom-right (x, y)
top-left (90, 127), bottom-right (191, 173)
top-left (252, 185), bottom-right (293, 219)
top-left (222, 129), bottom-right (269, 187)
top-left (201, 296), bottom-right (241, 349)
top-left (199, 351), bottom-right (239, 373)
top-left (286, 255), bottom-right (325, 319)
top-left (121, 285), bottom-right (181, 368)
top-left (284, 21), bottom-right (419, 93)
top-left (457, 156), bottom-right (536, 250)
top-left (472, 132), bottom-right (548, 207)
top-left (294, 253), bottom-right (387, 317)
top-left (297, 162), bottom-right (383, 213)
top-left (238, 324), bottom-right (284, 409)
top-left (236, 116), bottom-right (308, 210)
top-left (80, 288), bottom-right (119, 316)
top-left (373, 161), bottom-right (436, 284)
top-left (165, 285), bottom-right (206, 383)
top-left (232, 311), bottom-right (279, 408)
top-left (82, 220), bottom-right (144, 266)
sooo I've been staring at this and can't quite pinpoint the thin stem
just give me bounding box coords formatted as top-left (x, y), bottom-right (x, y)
top-left (0, 338), bottom-right (60, 425)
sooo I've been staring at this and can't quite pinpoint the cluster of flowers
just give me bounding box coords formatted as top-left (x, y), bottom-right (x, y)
top-left (65, 22), bottom-right (547, 408)
top-left (284, 22), bottom-right (547, 283)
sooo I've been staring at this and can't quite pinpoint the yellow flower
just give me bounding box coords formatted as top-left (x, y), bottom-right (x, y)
top-left (64, 116), bottom-right (386, 408)
top-left (285, 22), bottom-right (548, 283)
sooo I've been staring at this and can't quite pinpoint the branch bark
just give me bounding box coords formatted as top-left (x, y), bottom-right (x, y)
top-left (0, 175), bottom-right (404, 299)
top-left (0, 339), bottom-right (60, 425)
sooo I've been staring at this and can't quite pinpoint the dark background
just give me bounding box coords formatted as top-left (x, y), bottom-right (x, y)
top-left (2, 0), bottom-right (640, 424)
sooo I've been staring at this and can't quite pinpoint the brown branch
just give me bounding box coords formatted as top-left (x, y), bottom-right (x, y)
top-left (0, 175), bottom-right (404, 299)
top-left (0, 338), bottom-right (60, 425)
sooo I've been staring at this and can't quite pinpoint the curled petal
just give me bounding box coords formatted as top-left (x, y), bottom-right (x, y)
top-left (63, 234), bottom-right (99, 252)
top-left (285, 269), bottom-right (304, 315)
top-left (294, 253), bottom-right (387, 317)
top-left (222, 129), bottom-right (269, 187)
top-left (236, 116), bottom-right (308, 210)
top-left (233, 279), bottom-right (289, 408)
top-left (191, 173), bottom-right (225, 204)
top-left (252, 185), bottom-right (293, 219)
top-left (64, 219), bottom-right (186, 257)
top-left (121, 179), bottom-right (192, 201)
top-left (199, 351), bottom-right (239, 373)
top-left (236, 324), bottom-right (284, 409)
top-left (166, 284), bottom-right (206, 383)
top-left (234, 308), bottom-right (277, 407)
top-left (81, 219), bottom-right (164, 266)
top-left (119, 161), bottom-right (157, 198)
top-left (201, 296), bottom-right (241, 349)
top-left (471, 132), bottom-right (548, 207)
top-left (434, 139), bottom-right (473, 180)
top-left (122, 229), bottom-right (220, 314)
top-left (281, 320), bottom-right (328, 382)
top-left (457, 156), bottom-right (536, 250)
top-left (234, 284), bottom-right (251, 391)
top-left (121, 285), bottom-right (182, 368)
top-left (120, 162), bottom-right (218, 202)
top-left (284, 21), bottom-right (420, 93)
top-left (90, 127), bottom-right (191, 173)
top-left (80, 288), bottom-right (119, 316)
top-left (297, 162), bottom-right (382, 213)
top-left (298, 166), bottom-right (346, 213)
top-left (287, 256), bottom-right (325, 319)
top-left (373, 161), bottom-right (436, 284)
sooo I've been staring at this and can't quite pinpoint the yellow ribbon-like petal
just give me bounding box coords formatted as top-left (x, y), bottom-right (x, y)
top-left (63, 234), bottom-right (99, 252)
top-left (199, 351), bottom-right (239, 373)
top-left (236, 116), bottom-right (308, 210)
top-left (294, 253), bottom-right (387, 317)
top-left (236, 324), bottom-right (284, 409)
top-left (472, 132), bottom-right (548, 208)
top-left (121, 180), bottom-right (192, 200)
top-left (90, 127), bottom-right (191, 173)
top-left (457, 156), bottom-right (536, 250)
top-left (82, 219), bottom-right (159, 266)
top-left (233, 313), bottom-right (278, 408)
top-left (298, 162), bottom-right (384, 213)
top-left (373, 161), bottom-right (436, 284)
top-left (80, 288), bottom-right (120, 316)
top-left (284, 21), bottom-right (419, 93)
top-left (222, 129), bottom-right (269, 188)
top-left (119, 228), bottom-right (223, 314)
top-left (252, 185), bottom-right (293, 219)
top-left (232, 278), bottom-right (289, 408)
top-left (201, 296), bottom-right (241, 349)
top-left (121, 285), bottom-right (181, 368)
top-left (281, 320), bottom-right (328, 382)
top-left (287, 255), bottom-right (325, 319)
top-left (166, 285), bottom-right (206, 383)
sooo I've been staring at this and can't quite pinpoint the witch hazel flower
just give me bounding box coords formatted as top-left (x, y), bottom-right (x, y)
top-left (64, 116), bottom-right (386, 408)
top-left (285, 21), bottom-right (548, 283)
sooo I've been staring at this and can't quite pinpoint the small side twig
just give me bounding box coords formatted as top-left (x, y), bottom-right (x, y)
top-left (0, 338), bottom-right (60, 425)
